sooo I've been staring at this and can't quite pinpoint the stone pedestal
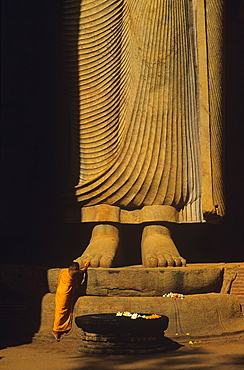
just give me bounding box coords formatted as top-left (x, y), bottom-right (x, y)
top-left (36, 263), bottom-right (244, 342)
top-left (47, 263), bottom-right (224, 297)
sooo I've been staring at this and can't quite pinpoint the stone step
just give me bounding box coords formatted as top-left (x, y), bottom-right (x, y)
top-left (230, 266), bottom-right (244, 311)
top-left (35, 263), bottom-right (244, 342)
top-left (47, 263), bottom-right (225, 296)
top-left (37, 293), bottom-right (244, 341)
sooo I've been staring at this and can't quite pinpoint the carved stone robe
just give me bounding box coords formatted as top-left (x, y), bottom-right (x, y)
top-left (62, 0), bottom-right (225, 224)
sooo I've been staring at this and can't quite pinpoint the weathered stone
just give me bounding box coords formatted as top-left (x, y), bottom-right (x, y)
top-left (36, 263), bottom-right (244, 341)
top-left (48, 264), bottom-right (223, 296)
top-left (38, 293), bottom-right (244, 339)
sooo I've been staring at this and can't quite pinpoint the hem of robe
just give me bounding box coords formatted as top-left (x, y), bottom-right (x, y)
top-left (65, 201), bottom-right (207, 224)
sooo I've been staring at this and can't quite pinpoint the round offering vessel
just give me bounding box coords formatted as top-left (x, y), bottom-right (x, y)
top-left (75, 313), bottom-right (168, 335)
top-left (75, 313), bottom-right (169, 354)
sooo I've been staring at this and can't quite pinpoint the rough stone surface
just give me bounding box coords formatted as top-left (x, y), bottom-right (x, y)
top-left (35, 263), bottom-right (244, 341)
top-left (48, 264), bottom-right (223, 296)
top-left (38, 293), bottom-right (244, 339)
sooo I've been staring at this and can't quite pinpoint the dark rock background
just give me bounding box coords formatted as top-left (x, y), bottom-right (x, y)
top-left (1, 0), bottom-right (244, 267)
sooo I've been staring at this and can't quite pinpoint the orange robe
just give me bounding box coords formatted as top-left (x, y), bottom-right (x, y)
top-left (53, 269), bottom-right (78, 332)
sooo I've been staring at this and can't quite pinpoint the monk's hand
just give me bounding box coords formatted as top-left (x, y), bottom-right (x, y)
top-left (81, 260), bottom-right (90, 270)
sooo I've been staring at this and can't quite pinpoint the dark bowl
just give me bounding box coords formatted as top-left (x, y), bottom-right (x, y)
top-left (75, 313), bottom-right (169, 335)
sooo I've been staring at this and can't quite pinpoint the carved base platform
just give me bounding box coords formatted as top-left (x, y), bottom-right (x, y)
top-left (47, 263), bottom-right (227, 297)
top-left (36, 263), bottom-right (244, 342)
top-left (37, 293), bottom-right (244, 340)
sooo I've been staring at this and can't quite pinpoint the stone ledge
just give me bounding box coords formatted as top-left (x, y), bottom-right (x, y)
top-left (37, 293), bottom-right (244, 339)
top-left (48, 263), bottom-right (226, 296)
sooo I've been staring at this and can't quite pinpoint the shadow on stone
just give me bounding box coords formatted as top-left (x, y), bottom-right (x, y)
top-left (0, 265), bottom-right (50, 349)
top-left (0, 292), bottom-right (43, 349)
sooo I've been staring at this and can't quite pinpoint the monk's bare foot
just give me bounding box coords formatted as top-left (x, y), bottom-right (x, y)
top-left (141, 225), bottom-right (186, 267)
top-left (52, 331), bottom-right (60, 341)
top-left (74, 224), bottom-right (120, 268)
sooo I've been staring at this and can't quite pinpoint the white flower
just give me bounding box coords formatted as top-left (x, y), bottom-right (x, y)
top-left (162, 292), bottom-right (184, 299)
top-left (123, 311), bottom-right (132, 317)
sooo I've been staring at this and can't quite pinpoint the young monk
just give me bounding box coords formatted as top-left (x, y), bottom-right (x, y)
top-left (52, 261), bottom-right (90, 341)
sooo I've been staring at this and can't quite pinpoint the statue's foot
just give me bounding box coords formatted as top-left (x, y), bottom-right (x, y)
top-left (141, 225), bottom-right (186, 267)
top-left (74, 224), bottom-right (120, 268)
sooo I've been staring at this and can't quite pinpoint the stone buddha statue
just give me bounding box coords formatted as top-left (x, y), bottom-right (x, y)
top-left (62, 0), bottom-right (225, 267)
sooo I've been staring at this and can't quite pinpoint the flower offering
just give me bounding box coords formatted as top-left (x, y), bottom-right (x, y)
top-left (116, 312), bottom-right (161, 320)
top-left (162, 292), bottom-right (184, 299)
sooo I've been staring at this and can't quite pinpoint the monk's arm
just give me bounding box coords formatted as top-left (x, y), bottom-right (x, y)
top-left (77, 261), bottom-right (90, 274)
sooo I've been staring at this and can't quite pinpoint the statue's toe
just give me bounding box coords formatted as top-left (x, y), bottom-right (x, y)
top-left (145, 253), bottom-right (158, 267)
top-left (181, 257), bottom-right (187, 266)
top-left (174, 256), bottom-right (183, 267)
top-left (144, 252), bottom-right (187, 267)
top-left (100, 254), bottom-right (113, 268)
top-left (88, 255), bottom-right (99, 267)
top-left (73, 257), bottom-right (84, 267)
top-left (164, 255), bottom-right (175, 266)
top-left (157, 255), bottom-right (167, 267)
